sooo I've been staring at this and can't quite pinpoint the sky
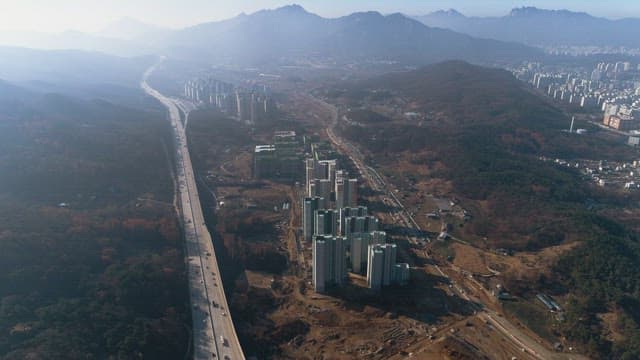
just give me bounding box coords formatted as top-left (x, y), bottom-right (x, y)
top-left (1, 0), bottom-right (640, 33)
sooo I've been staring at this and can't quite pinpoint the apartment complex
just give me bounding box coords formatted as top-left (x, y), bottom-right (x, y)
top-left (305, 156), bottom-right (409, 293)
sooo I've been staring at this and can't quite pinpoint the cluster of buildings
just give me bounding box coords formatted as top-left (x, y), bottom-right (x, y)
top-left (541, 156), bottom-right (640, 190)
top-left (542, 46), bottom-right (640, 57)
top-left (511, 61), bottom-right (640, 131)
top-left (253, 131), bottom-right (304, 181)
top-left (184, 77), bottom-right (276, 124)
top-left (603, 102), bottom-right (640, 131)
top-left (305, 159), bottom-right (358, 211)
top-left (304, 159), bottom-right (409, 293)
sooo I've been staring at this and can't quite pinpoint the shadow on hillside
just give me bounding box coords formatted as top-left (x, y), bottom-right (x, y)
top-left (325, 270), bottom-right (478, 325)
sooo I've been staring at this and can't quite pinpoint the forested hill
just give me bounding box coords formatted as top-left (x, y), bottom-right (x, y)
top-left (360, 60), bottom-right (561, 127)
top-left (339, 61), bottom-right (633, 159)
top-left (0, 82), bottom-right (190, 358)
top-left (330, 60), bottom-right (640, 358)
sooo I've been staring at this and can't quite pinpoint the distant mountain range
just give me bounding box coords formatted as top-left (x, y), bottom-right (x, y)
top-left (97, 17), bottom-right (171, 41)
top-left (0, 5), bottom-right (540, 65)
top-left (413, 7), bottom-right (640, 48)
top-left (0, 18), bottom-right (168, 56)
top-left (159, 5), bottom-right (539, 65)
top-left (0, 47), bottom-right (151, 86)
top-left (3, 5), bottom-right (638, 63)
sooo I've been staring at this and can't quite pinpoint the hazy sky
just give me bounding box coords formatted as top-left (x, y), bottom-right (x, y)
top-left (2, 0), bottom-right (640, 32)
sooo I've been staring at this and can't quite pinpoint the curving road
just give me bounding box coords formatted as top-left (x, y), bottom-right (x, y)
top-left (142, 58), bottom-right (244, 360)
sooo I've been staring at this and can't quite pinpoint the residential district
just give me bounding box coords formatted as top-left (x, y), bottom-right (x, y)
top-left (510, 60), bottom-right (640, 133)
top-left (170, 58), bottom-right (608, 358)
top-left (252, 130), bottom-right (410, 293)
top-left (184, 76), bottom-right (276, 125)
top-left (303, 158), bottom-right (410, 293)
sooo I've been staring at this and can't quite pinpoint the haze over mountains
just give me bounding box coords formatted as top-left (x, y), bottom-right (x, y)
top-left (0, 18), bottom-right (166, 56)
top-left (160, 5), bottom-right (537, 64)
top-left (3, 4), bottom-right (638, 62)
top-left (0, 5), bottom-right (539, 65)
top-left (0, 47), bottom-right (150, 85)
top-left (0, 30), bottom-right (154, 57)
top-left (97, 17), bottom-right (170, 41)
top-left (414, 7), bottom-right (640, 48)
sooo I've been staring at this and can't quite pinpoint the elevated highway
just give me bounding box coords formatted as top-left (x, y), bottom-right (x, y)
top-left (142, 59), bottom-right (244, 360)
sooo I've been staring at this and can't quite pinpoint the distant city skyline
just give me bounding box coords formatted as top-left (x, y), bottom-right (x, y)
top-left (1, 0), bottom-right (640, 33)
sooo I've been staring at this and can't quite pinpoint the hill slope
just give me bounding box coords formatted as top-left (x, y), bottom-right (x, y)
top-left (361, 60), bottom-right (560, 127)
top-left (0, 83), bottom-right (190, 358)
top-left (329, 60), bottom-right (640, 358)
top-left (334, 61), bottom-right (632, 245)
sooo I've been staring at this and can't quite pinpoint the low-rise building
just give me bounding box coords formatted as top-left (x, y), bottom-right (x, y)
top-left (253, 131), bottom-right (304, 180)
top-left (608, 115), bottom-right (639, 131)
top-left (253, 145), bottom-right (277, 178)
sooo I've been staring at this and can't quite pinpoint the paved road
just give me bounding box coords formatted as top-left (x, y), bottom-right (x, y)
top-left (316, 95), bottom-right (574, 360)
top-left (142, 58), bottom-right (244, 360)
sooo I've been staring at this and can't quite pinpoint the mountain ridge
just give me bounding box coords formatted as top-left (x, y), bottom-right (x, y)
top-left (414, 6), bottom-right (640, 47)
top-left (0, 5), bottom-right (541, 65)
top-left (160, 5), bottom-right (540, 65)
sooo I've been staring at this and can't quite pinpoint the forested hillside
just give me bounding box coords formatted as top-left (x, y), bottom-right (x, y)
top-left (331, 61), bottom-right (640, 358)
top-left (0, 82), bottom-right (190, 359)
